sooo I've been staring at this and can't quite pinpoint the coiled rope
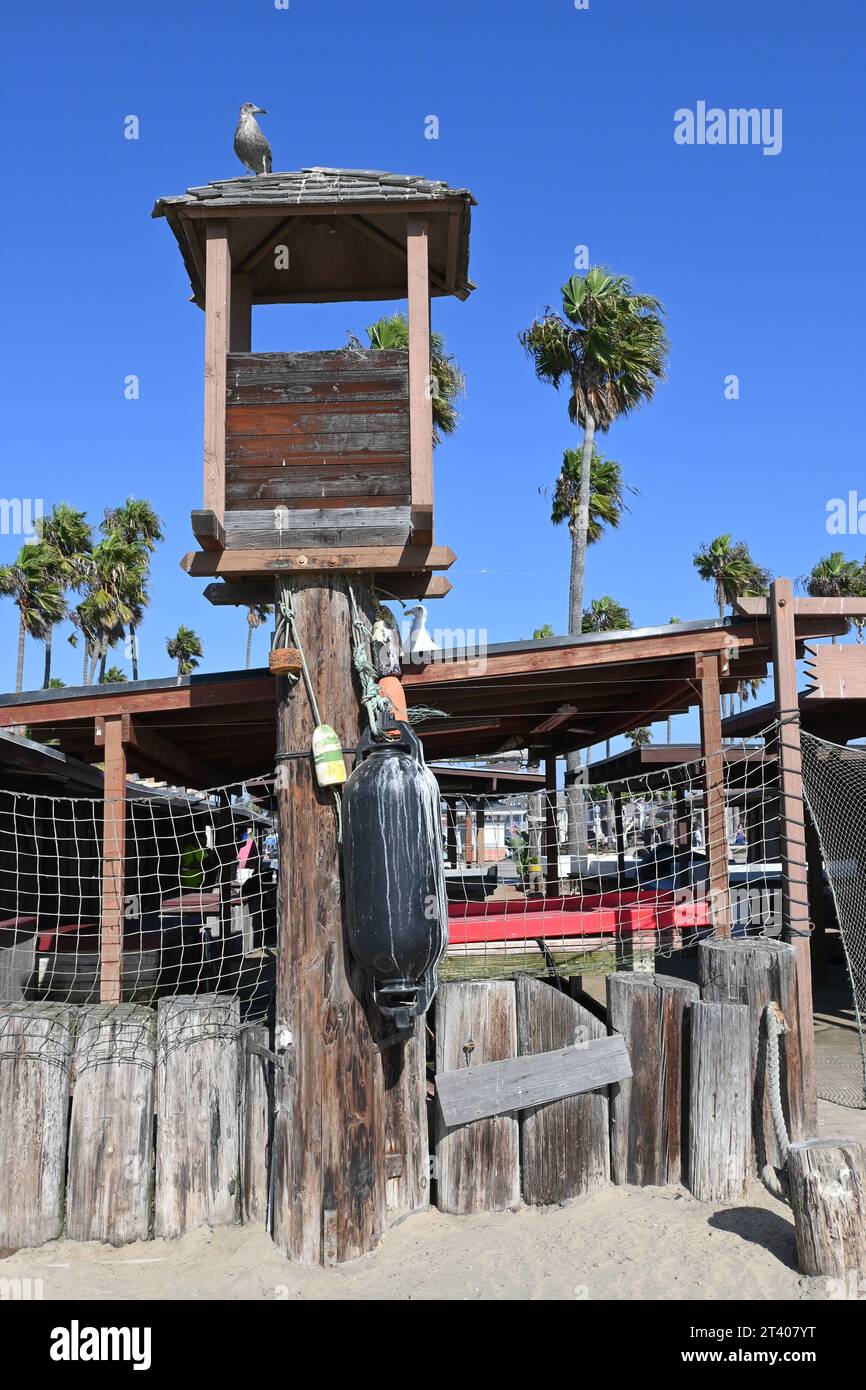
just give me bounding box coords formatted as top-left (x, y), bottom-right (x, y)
top-left (761, 1001), bottom-right (791, 1200)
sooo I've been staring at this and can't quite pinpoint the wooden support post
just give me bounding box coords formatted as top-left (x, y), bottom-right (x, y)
top-left (464, 803), bottom-right (473, 866)
top-left (614, 792), bottom-right (627, 882)
top-left (606, 972), bottom-right (699, 1186)
top-left (240, 1022), bottom-right (272, 1225)
top-left (446, 802), bottom-right (459, 869)
top-left (406, 215), bottom-right (434, 544)
top-left (516, 976), bottom-right (610, 1204)
top-left (204, 220), bottom-right (231, 522)
top-left (475, 801), bottom-right (487, 868)
top-left (688, 1000), bottom-right (751, 1202)
top-left (271, 575), bottom-right (384, 1265)
top-left (788, 1138), bottom-right (866, 1279)
top-left (770, 576), bottom-right (818, 1133)
top-left (544, 754), bottom-right (559, 896)
top-left (805, 808), bottom-right (827, 984)
top-left (98, 714), bottom-right (126, 1005)
top-left (380, 1025), bottom-right (429, 1218)
top-left (699, 937), bottom-right (807, 1172)
top-left (230, 272), bottom-right (252, 352)
top-left (66, 1004), bottom-right (156, 1244)
top-left (698, 652), bottom-right (730, 936)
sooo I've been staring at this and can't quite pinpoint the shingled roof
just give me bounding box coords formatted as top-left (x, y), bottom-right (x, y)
top-left (152, 167), bottom-right (477, 215)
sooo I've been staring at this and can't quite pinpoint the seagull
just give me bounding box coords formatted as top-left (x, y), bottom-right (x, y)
top-left (234, 103), bottom-right (272, 175)
top-left (403, 605), bottom-right (440, 661)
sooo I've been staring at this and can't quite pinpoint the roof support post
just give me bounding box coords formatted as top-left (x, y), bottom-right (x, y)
top-left (406, 215), bottom-right (433, 544)
top-left (97, 715), bottom-right (126, 1005)
top-left (204, 221), bottom-right (231, 522)
top-left (544, 755), bottom-right (560, 897)
top-left (770, 576), bottom-right (817, 1130)
top-left (697, 652), bottom-right (730, 937)
top-left (229, 272), bottom-right (252, 352)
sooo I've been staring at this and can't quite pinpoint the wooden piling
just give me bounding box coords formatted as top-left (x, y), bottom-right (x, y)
top-left (699, 937), bottom-right (805, 1172)
top-left (434, 981), bottom-right (520, 1214)
top-left (380, 1024), bottom-right (430, 1217)
top-left (688, 1000), bottom-right (751, 1203)
top-left (155, 994), bottom-right (241, 1238)
top-left (66, 1004), bottom-right (156, 1245)
top-left (0, 1003), bottom-right (75, 1254)
top-left (516, 975), bottom-right (609, 1204)
top-left (240, 1023), bottom-right (272, 1225)
top-left (606, 972), bottom-right (699, 1186)
top-left (788, 1138), bottom-right (866, 1279)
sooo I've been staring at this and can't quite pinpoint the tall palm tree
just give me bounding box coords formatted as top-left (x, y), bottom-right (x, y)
top-left (74, 533), bottom-right (141, 684)
top-left (40, 503), bottom-right (92, 687)
top-left (693, 535), bottom-right (770, 620)
top-left (0, 544), bottom-right (66, 692)
top-left (245, 603), bottom-right (273, 669)
top-left (101, 499), bottom-right (163, 679)
top-left (549, 449), bottom-right (637, 549)
top-left (626, 727), bottom-right (652, 748)
top-left (801, 553), bottom-right (865, 643)
top-left (364, 313), bottom-right (465, 446)
top-left (167, 625), bottom-right (203, 677)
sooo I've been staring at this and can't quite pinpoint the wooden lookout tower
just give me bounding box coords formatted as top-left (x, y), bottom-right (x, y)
top-left (154, 167), bottom-right (475, 1266)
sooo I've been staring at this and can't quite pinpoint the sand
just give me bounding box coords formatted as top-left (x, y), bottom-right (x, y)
top-left (2, 1097), bottom-right (863, 1302)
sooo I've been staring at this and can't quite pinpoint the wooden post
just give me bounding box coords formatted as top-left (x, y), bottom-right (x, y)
top-left (204, 220), bottom-right (231, 522)
top-left (66, 1004), bottom-right (155, 1245)
top-left (270, 575), bottom-right (384, 1265)
top-left (544, 754), bottom-right (559, 895)
top-left (240, 1022), bottom-right (272, 1225)
top-left (406, 215), bottom-right (433, 544)
top-left (805, 808), bottom-right (827, 983)
top-left (516, 976), bottom-right (609, 1203)
top-left (446, 802), bottom-right (459, 869)
top-left (614, 792), bottom-right (627, 882)
top-left (380, 1026), bottom-right (430, 1218)
top-left (464, 803), bottom-right (474, 866)
top-left (688, 1000), bottom-right (751, 1202)
top-left (475, 801), bottom-right (487, 867)
top-left (97, 714), bottom-right (126, 1005)
top-left (606, 972), bottom-right (699, 1186)
top-left (770, 576), bottom-right (818, 1132)
top-left (788, 1138), bottom-right (866, 1279)
top-left (699, 937), bottom-right (807, 1172)
top-left (697, 652), bottom-right (730, 936)
top-left (230, 272), bottom-right (252, 352)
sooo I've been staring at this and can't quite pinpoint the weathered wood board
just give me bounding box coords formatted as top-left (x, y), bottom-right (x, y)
top-left (225, 506), bottom-right (412, 550)
top-left (516, 976), bottom-right (612, 1205)
top-left (0, 1003), bottom-right (75, 1254)
top-left (688, 1000), bottom-right (751, 1203)
top-left (240, 1023), bottom-right (272, 1225)
top-left (434, 981), bottom-right (520, 1214)
top-left (66, 1004), bottom-right (156, 1245)
top-left (155, 994), bottom-right (241, 1238)
top-left (788, 1138), bottom-right (866, 1278)
top-left (380, 1023), bottom-right (430, 1217)
top-left (606, 972), bottom-right (699, 1187)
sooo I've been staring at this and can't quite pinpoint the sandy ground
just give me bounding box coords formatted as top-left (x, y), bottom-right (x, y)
top-left (3, 1095), bottom-right (863, 1303)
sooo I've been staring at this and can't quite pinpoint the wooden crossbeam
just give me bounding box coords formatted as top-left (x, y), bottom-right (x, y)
top-left (191, 510), bottom-right (225, 552)
top-left (96, 714), bottom-right (220, 790)
top-left (233, 215), bottom-right (309, 275)
top-left (735, 596), bottom-right (866, 618)
top-left (181, 544), bottom-right (456, 577)
top-left (345, 215), bottom-right (449, 294)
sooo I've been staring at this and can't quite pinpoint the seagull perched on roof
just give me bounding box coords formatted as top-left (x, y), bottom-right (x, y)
top-left (234, 103), bottom-right (272, 175)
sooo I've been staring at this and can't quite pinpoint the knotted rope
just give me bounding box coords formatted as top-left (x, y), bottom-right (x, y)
top-left (761, 1002), bottom-right (791, 1201)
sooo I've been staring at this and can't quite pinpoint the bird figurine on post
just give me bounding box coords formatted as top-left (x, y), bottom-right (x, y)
top-left (403, 605), bottom-right (440, 663)
top-left (234, 103), bottom-right (272, 175)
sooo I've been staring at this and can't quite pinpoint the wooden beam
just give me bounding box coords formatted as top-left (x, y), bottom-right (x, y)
top-left (736, 595), bottom-right (866, 618)
top-left (406, 216), bottom-right (434, 545)
top-left (97, 715), bottom-right (126, 1005)
top-left (770, 577), bottom-right (817, 1132)
top-left (181, 544), bottom-right (456, 577)
top-left (233, 215), bottom-right (308, 275)
top-left (229, 273), bottom-right (252, 352)
top-left (0, 676), bottom-right (275, 731)
top-left (191, 510), bottom-right (225, 552)
top-left (346, 215), bottom-right (449, 294)
top-left (698, 652), bottom-right (730, 936)
top-left (118, 713), bottom-right (220, 790)
top-left (203, 221), bottom-right (231, 522)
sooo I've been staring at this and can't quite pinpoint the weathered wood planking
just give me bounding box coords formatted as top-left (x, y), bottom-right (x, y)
top-left (434, 981), bottom-right (520, 1214)
top-left (155, 995), bottom-right (241, 1238)
top-left (787, 1138), bottom-right (866, 1278)
top-left (240, 1023), bottom-right (272, 1225)
top-left (225, 506), bottom-right (412, 550)
top-left (516, 976), bottom-right (611, 1205)
top-left (688, 1001), bottom-right (751, 1203)
top-left (0, 1003), bottom-right (75, 1255)
top-left (66, 1004), bottom-right (156, 1245)
top-left (606, 972), bottom-right (699, 1187)
top-left (227, 466), bottom-right (410, 508)
top-left (380, 1024), bottom-right (430, 1217)
top-left (699, 938), bottom-right (806, 1172)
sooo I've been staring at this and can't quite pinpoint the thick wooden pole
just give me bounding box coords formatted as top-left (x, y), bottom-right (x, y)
top-left (544, 754), bottom-right (559, 896)
top-left (98, 714), bottom-right (126, 1004)
top-left (229, 272), bottom-right (252, 352)
top-left (770, 576), bottom-right (818, 1132)
top-left (271, 575), bottom-right (384, 1265)
top-left (697, 652), bottom-right (730, 936)
top-left (688, 1000), bottom-right (751, 1202)
top-left (203, 221), bottom-right (231, 522)
top-left (788, 1138), bottom-right (866, 1278)
top-left (406, 215), bottom-right (433, 544)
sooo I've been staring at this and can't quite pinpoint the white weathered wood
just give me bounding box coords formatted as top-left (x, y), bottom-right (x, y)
top-left (688, 1001), bottom-right (751, 1203)
top-left (0, 1003), bottom-right (75, 1254)
top-left (155, 994), bottom-right (241, 1238)
top-left (66, 1004), bottom-right (156, 1244)
top-left (436, 1032), bottom-right (630, 1128)
top-left (434, 981), bottom-right (520, 1214)
top-left (380, 1023), bottom-right (429, 1217)
top-left (240, 1023), bottom-right (271, 1225)
top-left (788, 1138), bottom-right (866, 1278)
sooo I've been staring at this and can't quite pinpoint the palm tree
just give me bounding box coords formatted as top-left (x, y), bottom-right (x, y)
top-left (245, 603), bottom-right (273, 669)
top-left (693, 535), bottom-right (770, 620)
top-left (101, 665), bottom-right (128, 684)
top-left (74, 533), bottom-right (141, 684)
top-left (801, 553), bottom-right (865, 643)
top-left (101, 499), bottom-right (163, 679)
top-left (0, 544), bottom-right (66, 692)
top-left (583, 597), bottom-right (632, 758)
top-left (167, 625), bottom-right (203, 677)
top-left (40, 503), bottom-right (92, 687)
top-left (364, 313), bottom-right (465, 446)
top-left (626, 727), bottom-right (652, 748)
top-left (549, 448), bottom-right (637, 551)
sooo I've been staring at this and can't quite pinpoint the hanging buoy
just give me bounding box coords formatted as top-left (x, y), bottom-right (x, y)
top-left (312, 723), bottom-right (347, 787)
top-left (342, 722), bottom-right (447, 1026)
top-left (378, 674), bottom-right (408, 727)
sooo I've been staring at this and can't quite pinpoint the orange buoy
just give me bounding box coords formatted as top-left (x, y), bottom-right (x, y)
top-left (378, 675), bottom-right (408, 730)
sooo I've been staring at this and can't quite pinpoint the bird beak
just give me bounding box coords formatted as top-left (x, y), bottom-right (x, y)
top-left (255, 107), bottom-right (268, 115)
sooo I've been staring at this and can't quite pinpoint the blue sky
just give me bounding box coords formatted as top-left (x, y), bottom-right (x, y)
top-left (2, 0), bottom-right (864, 722)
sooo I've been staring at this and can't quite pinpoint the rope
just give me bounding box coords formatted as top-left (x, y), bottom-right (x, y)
top-left (348, 586), bottom-right (393, 737)
top-left (761, 1002), bottom-right (791, 1201)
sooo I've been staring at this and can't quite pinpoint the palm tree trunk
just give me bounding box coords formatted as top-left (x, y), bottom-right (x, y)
top-left (130, 625), bottom-right (139, 680)
top-left (82, 643), bottom-right (90, 686)
top-left (42, 627), bottom-right (53, 688)
top-left (564, 411), bottom-right (596, 872)
top-left (15, 616), bottom-right (26, 693)
top-left (98, 647), bottom-right (107, 684)
top-left (245, 623), bottom-right (253, 670)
